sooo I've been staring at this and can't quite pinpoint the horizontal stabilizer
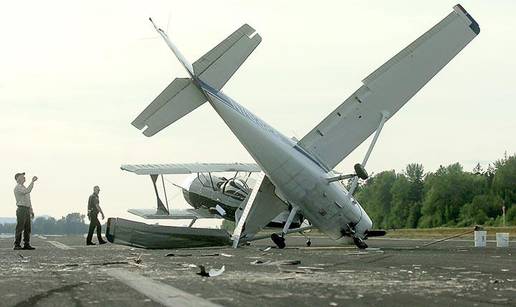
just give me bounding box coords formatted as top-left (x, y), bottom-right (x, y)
top-left (121, 162), bottom-right (261, 175)
top-left (128, 208), bottom-right (222, 220)
top-left (193, 24), bottom-right (261, 90)
top-left (132, 78), bottom-right (207, 137)
top-left (298, 5), bottom-right (480, 169)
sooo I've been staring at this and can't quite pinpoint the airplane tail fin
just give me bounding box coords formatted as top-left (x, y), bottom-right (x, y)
top-left (149, 18), bottom-right (194, 77)
top-left (132, 22), bottom-right (261, 137)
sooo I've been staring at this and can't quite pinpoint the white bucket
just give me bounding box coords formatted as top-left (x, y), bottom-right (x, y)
top-left (474, 230), bottom-right (487, 247)
top-left (496, 233), bottom-right (509, 248)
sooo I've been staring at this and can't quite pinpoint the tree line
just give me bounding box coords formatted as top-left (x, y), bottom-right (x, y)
top-left (0, 212), bottom-right (89, 235)
top-left (355, 153), bottom-right (515, 229)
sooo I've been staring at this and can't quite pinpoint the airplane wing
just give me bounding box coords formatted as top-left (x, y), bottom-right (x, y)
top-left (298, 5), bottom-right (480, 170)
top-left (128, 208), bottom-right (222, 220)
top-left (121, 162), bottom-right (261, 175)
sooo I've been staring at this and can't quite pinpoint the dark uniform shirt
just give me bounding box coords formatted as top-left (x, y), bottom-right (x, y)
top-left (88, 194), bottom-right (99, 216)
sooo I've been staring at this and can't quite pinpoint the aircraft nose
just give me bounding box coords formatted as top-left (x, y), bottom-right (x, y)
top-left (356, 207), bottom-right (373, 238)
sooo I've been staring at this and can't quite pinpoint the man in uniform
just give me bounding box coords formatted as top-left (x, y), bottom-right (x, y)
top-left (86, 185), bottom-right (107, 245)
top-left (13, 172), bottom-right (38, 250)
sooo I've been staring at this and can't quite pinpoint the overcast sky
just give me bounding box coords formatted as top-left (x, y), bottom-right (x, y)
top-left (1, 0), bottom-right (514, 223)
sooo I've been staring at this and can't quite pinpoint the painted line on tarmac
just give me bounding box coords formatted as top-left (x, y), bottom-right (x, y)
top-left (105, 268), bottom-right (220, 307)
top-left (371, 237), bottom-right (516, 243)
top-left (48, 241), bottom-right (74, 250)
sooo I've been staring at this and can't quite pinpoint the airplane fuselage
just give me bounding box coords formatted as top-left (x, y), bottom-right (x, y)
top-left (196, 79), bottom-right (372, 241)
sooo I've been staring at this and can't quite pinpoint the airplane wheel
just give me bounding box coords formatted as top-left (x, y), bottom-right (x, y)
top-left (353, 237), bottom-right (368, 249)
top-left (271, 233), bottom-right (286, 249)
top-left (306, 239), bottom-right (311, 247)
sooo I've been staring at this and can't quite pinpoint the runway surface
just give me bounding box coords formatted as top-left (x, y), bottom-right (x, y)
top-left (1, 234), bottom-right (514, 306)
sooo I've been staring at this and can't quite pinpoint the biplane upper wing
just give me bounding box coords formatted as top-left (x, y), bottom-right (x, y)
top-left (121, 162), bottom-right (261, 175)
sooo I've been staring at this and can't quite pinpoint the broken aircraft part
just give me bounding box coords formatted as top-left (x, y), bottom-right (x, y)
top-left (106, 218), bottom-right (232, 249)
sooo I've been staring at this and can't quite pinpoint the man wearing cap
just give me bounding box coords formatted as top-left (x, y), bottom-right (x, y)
top-left (86, 185), bottom-right (107, 245)
top-left (13, 172), bottom-right (38, 250)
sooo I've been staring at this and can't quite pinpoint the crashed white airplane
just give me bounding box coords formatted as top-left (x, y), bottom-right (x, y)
top-left (124, 4), bottom-right (479, 249)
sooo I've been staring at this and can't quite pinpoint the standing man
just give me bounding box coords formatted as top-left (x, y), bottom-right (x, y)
top-left (86, 186), bottom-right (106, 245)
top-left (13, 172), bottom-right (37, 250)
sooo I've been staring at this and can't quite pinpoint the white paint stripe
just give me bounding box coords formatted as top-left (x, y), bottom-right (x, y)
top-left (48, 240), bottom-right (74, 250)
top-left (105, 269), bottom-right (220, 307)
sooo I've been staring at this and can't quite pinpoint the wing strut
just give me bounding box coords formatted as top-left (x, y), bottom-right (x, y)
top-left (160, 174), bottom-right (170, 213)
top-left (348, 111), bottom-right (389, 195)
top-left (150, 175), bottom-right (170, 215)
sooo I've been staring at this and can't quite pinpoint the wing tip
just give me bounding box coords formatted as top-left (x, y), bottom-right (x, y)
top-left (453, 4), bottom-right (480, 35)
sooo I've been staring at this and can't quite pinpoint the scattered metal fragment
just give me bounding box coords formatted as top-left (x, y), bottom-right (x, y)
top-left (250, 259), bottom-right (301, 266)
top-left (208, 265), bottom-right (225, 277)
top-left (297, 266), bottom-right (324, 271)
top-left (197, 265), bottom-right (209, 277)
top-left (197, 265), bottom-right (225, 277)
top-left (166, 253), bottom-right (193, 257)
top-left (278, 268), bottom-right (313, 274)
top-left (260, 247), bottom-right (272, 252)
top-left (91, 261), bottom-right (132, 266)
top-left (135, 253), bottom-right (143, 264)
top-left (274, 260), bottom-right (301, 265)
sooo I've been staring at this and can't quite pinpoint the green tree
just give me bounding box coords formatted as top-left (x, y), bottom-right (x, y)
top-left (492, 154), bottom-right (516, 211)
top-left (419, 163), bottom-right (486, 227)
top-left (458, 194), bottom-right (503, 226)
top-left (357, 170), bottom-right (396, 229)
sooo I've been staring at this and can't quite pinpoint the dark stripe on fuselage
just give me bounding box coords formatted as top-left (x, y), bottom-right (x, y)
top-left (195, 77), bottom-right (328, 173)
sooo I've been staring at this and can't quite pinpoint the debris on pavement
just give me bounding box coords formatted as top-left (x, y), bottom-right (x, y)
top-left (250, 259), bottom-right (301, 266)
top-left (197, 265), bottom-right (225, 277)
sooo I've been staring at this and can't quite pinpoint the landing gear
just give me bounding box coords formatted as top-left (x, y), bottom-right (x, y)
top-left (270, 206), bottom-right (299, 249)
top-left (306, 239), bottom-right (312, 247)
top-left (271, 233), bottom-right (286, 249)
top-left (353, 237), bottom-right (368, 249)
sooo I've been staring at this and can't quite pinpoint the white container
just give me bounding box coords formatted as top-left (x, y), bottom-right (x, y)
top-left (474, 230), bottom-right (487, 247)
top-left (496, 233), bottom-right (509, 247)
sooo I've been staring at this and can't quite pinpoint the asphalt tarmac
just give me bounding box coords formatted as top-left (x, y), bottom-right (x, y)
top-left (1, 234), bottom-right (514, 306)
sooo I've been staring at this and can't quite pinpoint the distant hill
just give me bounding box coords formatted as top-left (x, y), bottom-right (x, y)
top-left (0, 217), bottom-right (16, 224)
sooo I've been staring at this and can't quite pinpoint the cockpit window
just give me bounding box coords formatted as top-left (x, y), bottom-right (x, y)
top-left (221, 178), bottom-right (250, 201)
